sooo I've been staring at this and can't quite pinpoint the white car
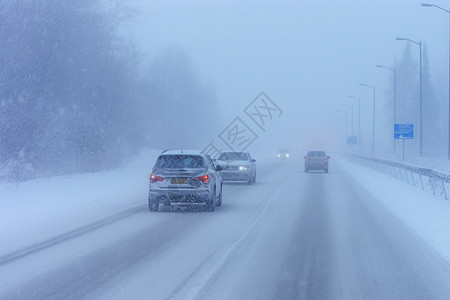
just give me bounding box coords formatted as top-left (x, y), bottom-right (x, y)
top-left (215, 152), bottom-right (256, 184)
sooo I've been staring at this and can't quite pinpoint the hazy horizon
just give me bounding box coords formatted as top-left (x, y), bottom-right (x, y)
top-left (127, 0), bottom-right (449, 156)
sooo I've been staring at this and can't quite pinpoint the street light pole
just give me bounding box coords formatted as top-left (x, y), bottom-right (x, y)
top-left (338, 110), bottom-right (349, 147)
top-left (348, 96), bottom-right (361, 153)
top-left (342, 103), bottom-right (355, 152)
top-left (396, 37), bottom-right (423, 157)
top-left (421, 3), bottom-right (450, 159)
top-left (360, 84), bottom-right (376, 154)
top-left (376, 64), bottom-right (397, 154)
top-left (342, 103), bottom-right (354, 135)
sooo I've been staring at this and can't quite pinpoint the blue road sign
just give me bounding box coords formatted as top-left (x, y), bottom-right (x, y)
top-left (394, 124), bottom-right (414, 139)
top-left (347, 136), bottom-right (358, 145)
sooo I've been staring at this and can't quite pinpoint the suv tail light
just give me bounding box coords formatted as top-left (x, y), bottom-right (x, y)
top-left (150, 173), bottom-right (164, 183)
top-left (324, 157), bottom-right (328, 162)
top-left (194, 174), bottom-right (209, 183)
top-left (305, 157), bottom-right (310, 161)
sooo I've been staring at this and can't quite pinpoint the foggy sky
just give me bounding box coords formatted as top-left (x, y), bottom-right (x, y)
top-left (126, 0), bottom-right (449, 154)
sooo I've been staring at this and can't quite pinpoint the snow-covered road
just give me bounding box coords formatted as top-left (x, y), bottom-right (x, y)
top-left (2, 155), bottom-right (450, 299)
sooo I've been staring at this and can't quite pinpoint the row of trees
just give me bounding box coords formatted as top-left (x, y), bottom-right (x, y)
top-left (379, 42), bottom-right (445, 158)
top-left (0, 0), bottom-right (218, 182)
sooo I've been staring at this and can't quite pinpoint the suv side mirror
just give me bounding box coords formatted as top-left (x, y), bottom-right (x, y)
top-left (251, 159), bottom-right (256, 162)
top-left (215, 165), bottom-right (223, 171)
top-left (327, 156), bottom-right (330, 159)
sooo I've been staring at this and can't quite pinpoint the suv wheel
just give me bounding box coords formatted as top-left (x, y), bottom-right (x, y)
top-left (248, 171), bottom-right (254, 185)
top-left (148, 198), bottom-right (159, 212)
top-left (216, 184), bottom-right (223, 207)
top-left (206, 188), bottom-right (216, 212)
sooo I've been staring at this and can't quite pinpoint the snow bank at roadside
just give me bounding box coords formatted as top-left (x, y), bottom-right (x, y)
top-left (0, 148), bottom-right (161, 256)
top-left (339, 157), bottom-right (450, 265)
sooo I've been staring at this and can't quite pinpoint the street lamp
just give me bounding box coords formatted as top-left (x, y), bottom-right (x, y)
top-left (342, 103), bottom-right (355, 152)
top-left (337, 110), bottom-right (349, 146)
top-left (396, 37), bottom-right (423, 156)
top-left (360, 83), bottom-right (376, 154)
top-left (348, 95), bottom-right (361, 152)
top-left (421, 3), bottom-right (450, 159)
top-left (341, 103), bottom-right (354, 135)
top-left (376, 64), bottom-right (397, 153)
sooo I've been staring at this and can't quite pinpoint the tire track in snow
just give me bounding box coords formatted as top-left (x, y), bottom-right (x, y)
top-left (167, 175), bottom-right (289, 300)
top-left (0, 205), bottom-right (145, 266)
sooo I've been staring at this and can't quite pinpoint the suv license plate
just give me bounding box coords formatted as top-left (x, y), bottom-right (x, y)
top-left (171, 178), bottom-right (187, 184)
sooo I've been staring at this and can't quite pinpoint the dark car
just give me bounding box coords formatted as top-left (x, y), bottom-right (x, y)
top-left (277, 149), bottom-right (291, 159)
top-left (304, 151), bottom-right (329, 173)
top-left (148, 150), bottom-right (223, 212)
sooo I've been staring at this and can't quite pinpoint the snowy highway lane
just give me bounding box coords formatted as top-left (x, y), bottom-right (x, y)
top-left (2, 158), bottom-right (450, 299)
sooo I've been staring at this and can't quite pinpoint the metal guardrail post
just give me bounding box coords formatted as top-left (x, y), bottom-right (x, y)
top-left (430, 178), bottom-right (436, 195)
top-left (410, 171), bottom-right (416, 186)
top-left (441, 181), bottom-right (447, 200)
top-left (405, 169), bottom-right (410, 184)
top-left (347, 154), bottom-right (450, 200)
top-left (419, 174), bottom-right (424, 190)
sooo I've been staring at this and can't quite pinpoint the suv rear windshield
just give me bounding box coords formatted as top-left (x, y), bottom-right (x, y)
top-left (218, 152), bottom-right (249, 161)
top-left (307, 151), bottom-right (326, 157)
top-left (154, 155), bottom-right (205, 169)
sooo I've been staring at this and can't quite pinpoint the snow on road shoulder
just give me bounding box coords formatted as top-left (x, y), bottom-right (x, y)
top-left (0, 149), bottom-right (161, 256)
top-left (338, 156), bottom-right (450, 265)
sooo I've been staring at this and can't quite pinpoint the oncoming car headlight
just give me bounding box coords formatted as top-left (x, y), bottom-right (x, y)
top-left (239, 166), bottom-right (249, 171)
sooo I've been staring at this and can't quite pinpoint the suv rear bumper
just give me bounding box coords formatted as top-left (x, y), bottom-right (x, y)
top-left (149, 188), bottom-right (210, 205)
top-left (305, 163), bottom-right (328, 170)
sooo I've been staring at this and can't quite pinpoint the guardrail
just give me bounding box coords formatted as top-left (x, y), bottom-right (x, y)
top-left (348, 154), bottom-right (450, 200)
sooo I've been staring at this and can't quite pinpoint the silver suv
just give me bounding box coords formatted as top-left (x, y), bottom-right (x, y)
top-left (148, 150), bottom-right (223, 212)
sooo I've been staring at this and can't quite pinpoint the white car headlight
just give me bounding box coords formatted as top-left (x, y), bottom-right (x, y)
top-left (239, 166), bottom-right (249, 171)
